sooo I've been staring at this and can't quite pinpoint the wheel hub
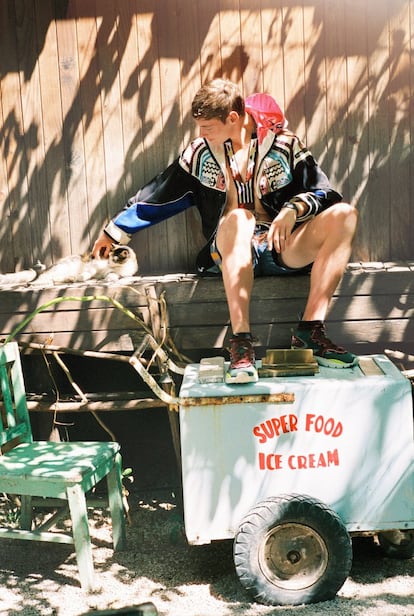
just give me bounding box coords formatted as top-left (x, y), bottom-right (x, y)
top-left (259, 522), bottom-right (329, 590)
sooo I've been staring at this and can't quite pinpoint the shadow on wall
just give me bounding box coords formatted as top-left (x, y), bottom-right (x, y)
top-left (0, 0), bottom-right (411, 274)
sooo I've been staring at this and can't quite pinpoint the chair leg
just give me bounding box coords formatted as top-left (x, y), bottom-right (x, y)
top-left (20, 495), bottom-right (33, 530)
top-left (67, 484), bottom-right (96, 591)
top-left (107, 452), bottom-right (126, 551)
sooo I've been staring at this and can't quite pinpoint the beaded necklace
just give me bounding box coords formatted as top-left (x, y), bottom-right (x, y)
top-left (224, 133), bottom-right (258, 210)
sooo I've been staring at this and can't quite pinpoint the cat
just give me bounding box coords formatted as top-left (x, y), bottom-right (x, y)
top-left (0, 245), bottom-right (138, 287)
top-left (32, 245), bottom-right (138, 285)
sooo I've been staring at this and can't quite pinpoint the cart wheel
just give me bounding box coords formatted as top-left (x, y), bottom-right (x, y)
top-left (377, 530), bottom-right (414, 559)
top-left (233, 493), bottom-right (352, 606)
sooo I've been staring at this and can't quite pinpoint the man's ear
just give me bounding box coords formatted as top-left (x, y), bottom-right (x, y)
top-left (228, 110), bottom-right (240, 124)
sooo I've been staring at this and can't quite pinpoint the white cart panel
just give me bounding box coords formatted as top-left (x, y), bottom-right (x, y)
top-left (178, 355), bottom-right (414, 545)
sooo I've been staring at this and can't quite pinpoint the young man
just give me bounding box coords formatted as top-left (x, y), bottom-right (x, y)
top-left (92, 79), bottom-right (359, 383)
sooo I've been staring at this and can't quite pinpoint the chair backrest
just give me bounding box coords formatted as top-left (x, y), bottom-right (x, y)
top-left (0, 342), bottom-right (33, 450)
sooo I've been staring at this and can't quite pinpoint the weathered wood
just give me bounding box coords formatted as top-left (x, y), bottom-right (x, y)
top-left (1, 2), bottom-right (413, 273)
top-left (168, 318), bottom-right (414, 353)
top-left (56, 12), bottom-right (91, 257)
top-left (0, 265), bottom-right (412, 361)
top-left (40, 1), bottom-right (71, 260)
top-left (26, 396), bottom-right (167, 412)
top-left (0, 3), bottom-right (33, 271)
top-left (323, 0), bottom-right (348, 186)
top-left (281, 3), bottom-right (307, 135)
top-left (15, 0), bottom-right (51, 266)
top-left (239, 0), bottom-right (262, 92)
top-left (0, 264), bottom-right (412, 422)
top-left (76, 3), bottom-right (108, 234)
top-left (0, 281), bottom-right (153, 351)
top-left (365, 0), bottom-right (391, 261)
top-left (388, 2), bottom-right (411, 260)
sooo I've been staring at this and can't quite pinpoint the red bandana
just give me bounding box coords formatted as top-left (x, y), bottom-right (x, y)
top-left (244, 93), bottom-right (287, 144)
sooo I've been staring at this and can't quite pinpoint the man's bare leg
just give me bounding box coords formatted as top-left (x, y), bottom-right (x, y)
top-left (216, 209), bottom-right (258, 382)
top-left (216, 209), bottom-right (256, 333)
top-left (282, 203), bottom-right (359, 367)
top-left (283, 203), bottom-right (358, 320)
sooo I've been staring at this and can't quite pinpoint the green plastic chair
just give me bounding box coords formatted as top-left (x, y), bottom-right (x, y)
top-left (0, 341), bottom-right (126, 591)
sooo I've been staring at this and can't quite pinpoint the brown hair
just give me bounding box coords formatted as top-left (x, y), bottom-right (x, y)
top-left (191, 79), bottom-right (244, 123)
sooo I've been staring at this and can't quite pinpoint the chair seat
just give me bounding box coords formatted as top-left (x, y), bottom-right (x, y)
top-left (0, 441), bottom-right (121, 499)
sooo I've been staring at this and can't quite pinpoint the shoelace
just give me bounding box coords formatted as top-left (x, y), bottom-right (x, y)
top-left (229, 338), bottom-right (254, 366)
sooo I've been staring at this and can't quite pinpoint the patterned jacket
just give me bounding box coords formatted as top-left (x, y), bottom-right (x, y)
top-left (104, 130), bottom-right (342, 273)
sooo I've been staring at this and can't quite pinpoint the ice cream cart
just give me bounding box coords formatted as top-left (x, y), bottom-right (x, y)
top-left (178, 354), bottom-right (414, 606)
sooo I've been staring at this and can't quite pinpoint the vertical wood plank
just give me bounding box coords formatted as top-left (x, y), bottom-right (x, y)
top-left (153, 0), bottom-right (185, 272)
top-left (261, 2), bottom-right (285, 106)
top-left (0, 4), bottom-right (33, 272)
top-left (75, 0), bottom-right (108, 246)
top-left (14, 0), bottom-right (51, 265)
top-left (177, 0), bottom-right (201, 145)
top-left (343, 0), bottom-right (370, 260)
top-left (365, 0), bottom-right (391, 261)
top-left (320, 0), bottom-right (348, 186)
top-left (55, 5), bottom-right (90, 255)
top-left (35, 0), bottom-right (71, 261)
top-left (117, 2), bottom-right (143, 196)
top-left (0, 1), bottom-right (18, 272)
top-left (198, 1), bottom-right (222, 83)
top-left (219, 0), bottom-right (244, 83)
top-left (95, 1), bottom-right (126, 212)
top-left (410, 0), bottom-right (414, 245)
top-left (388, 1), bottom-right (411, 259)
top-left (130, 3), bottom-right (164, 273)
top-left (280, 4), bottom-right (307, 138)
top-left (239, 2), bottom-right (263, 94)
top-left (301, 1), bottom-right (327, 160)
top-left (177, 0), bottom-right (205, 270)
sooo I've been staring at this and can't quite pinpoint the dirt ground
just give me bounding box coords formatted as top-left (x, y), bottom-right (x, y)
top-left (0, 489), bottom-right (413, 616)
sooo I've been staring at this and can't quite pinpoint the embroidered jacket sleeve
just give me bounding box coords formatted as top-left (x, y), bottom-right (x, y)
top-left (104, 159), bottom-right (198, 244)
top-left (104, 138), bottom-right (226, 245)
top-left (260, 133), bottom-right (343, 223)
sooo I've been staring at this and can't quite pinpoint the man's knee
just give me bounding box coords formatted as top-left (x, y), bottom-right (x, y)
top-left (330, 202), bottom-right (357, 218)
top-left (217, 209), bottom-right (255, 251)
top-left (326, 202), bottom-right (358, 235)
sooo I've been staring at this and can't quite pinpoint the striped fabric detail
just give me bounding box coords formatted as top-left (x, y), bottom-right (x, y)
top-left (290, 192), bottom-right (321, 221)
top-left (224, 136), bottom-right (258, 210)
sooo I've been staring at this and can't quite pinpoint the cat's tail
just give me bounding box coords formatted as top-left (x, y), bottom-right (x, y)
top-left (0, 261), bottom-right (46, 287)
top-left (0, 269), bottom-right (38, 286)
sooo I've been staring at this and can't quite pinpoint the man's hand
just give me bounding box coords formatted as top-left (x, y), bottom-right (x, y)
top-left (267, 208), bottom-right (297, 253)
top-left (92, 233), bottom-right (114, 259)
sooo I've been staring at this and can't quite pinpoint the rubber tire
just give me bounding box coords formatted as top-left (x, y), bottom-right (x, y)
top-left (377, 530), bottom-right (414, 559)
top-left (233, 493), bottom-right (353, 606)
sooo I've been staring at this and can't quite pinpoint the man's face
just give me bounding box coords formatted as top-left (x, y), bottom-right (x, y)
top-left (195, 115), bottom-right (234, 146)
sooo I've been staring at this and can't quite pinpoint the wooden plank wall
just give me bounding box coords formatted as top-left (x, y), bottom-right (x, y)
top-left (0, 0), bottom-right (413, 276)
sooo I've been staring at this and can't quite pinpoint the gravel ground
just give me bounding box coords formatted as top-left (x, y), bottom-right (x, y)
top-left (0, 490), bottom-right (413, 616)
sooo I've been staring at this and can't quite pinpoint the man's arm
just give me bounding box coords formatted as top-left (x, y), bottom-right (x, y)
top-left (91, 158), bottom-right (199, 259)
top-left (290, 136), bottom-right (343, 218)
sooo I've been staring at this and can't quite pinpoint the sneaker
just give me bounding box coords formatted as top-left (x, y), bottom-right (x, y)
top-left (291, 321), bottom-right (359, 369)
top-left (226, 335), bottom-right (258, 383)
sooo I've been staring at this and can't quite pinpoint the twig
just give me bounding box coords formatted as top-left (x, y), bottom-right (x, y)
top-left (52, 351), bottom-right (88, 404)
